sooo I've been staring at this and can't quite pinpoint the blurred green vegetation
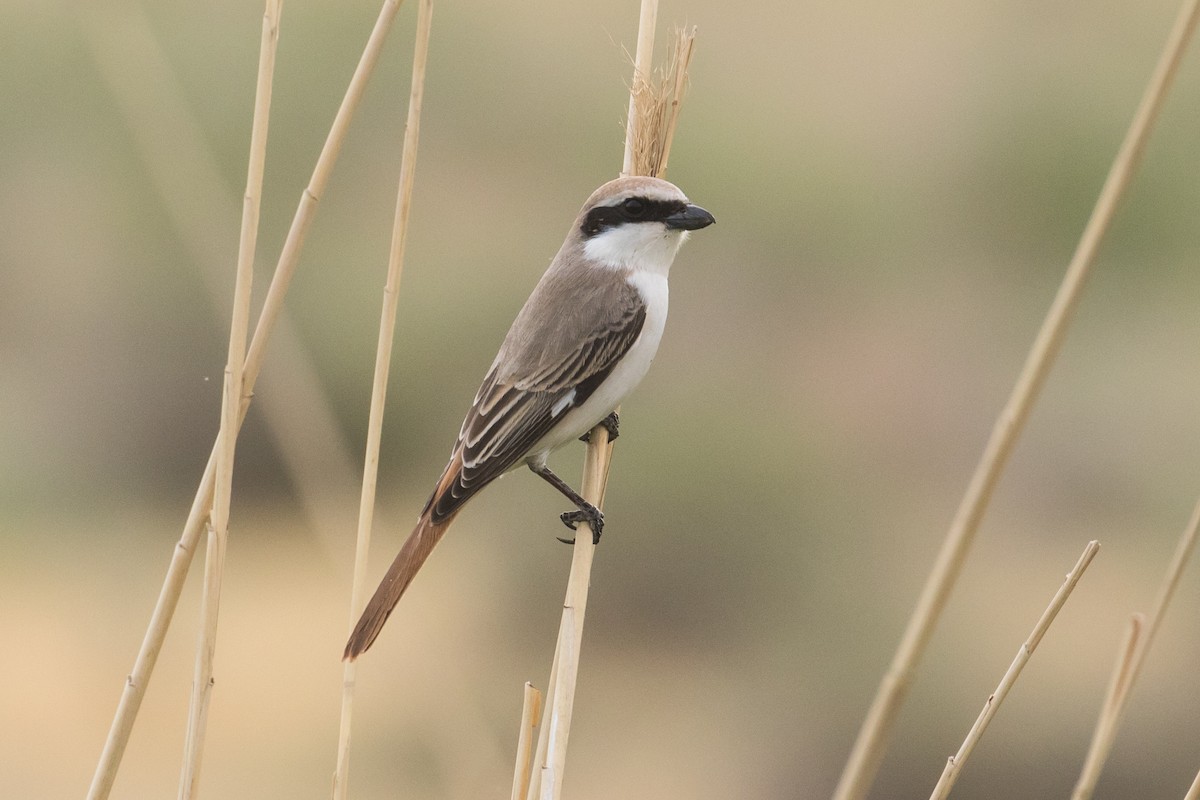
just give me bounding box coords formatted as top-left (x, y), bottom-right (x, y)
top-left (3, 1), bottom-right (1200, 798)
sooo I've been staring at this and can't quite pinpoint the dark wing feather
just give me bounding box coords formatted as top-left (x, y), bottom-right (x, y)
top-left (425, 281), bottom-right (646, 522)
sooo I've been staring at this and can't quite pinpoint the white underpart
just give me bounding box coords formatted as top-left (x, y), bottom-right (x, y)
top-left (525, 223), bottom-right (684, 467)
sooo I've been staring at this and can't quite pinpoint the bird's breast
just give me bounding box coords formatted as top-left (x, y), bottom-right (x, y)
top-left (526, 271), bottom-right (668, 459)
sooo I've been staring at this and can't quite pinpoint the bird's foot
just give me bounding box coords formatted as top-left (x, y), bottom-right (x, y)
top-left (578, 411), bottom-right (620, 444)
top-left (557, 503), bottom-right (604, 545)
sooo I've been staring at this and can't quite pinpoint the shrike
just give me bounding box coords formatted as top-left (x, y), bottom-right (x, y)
top-left (344, 175), bottom-right (715, 659)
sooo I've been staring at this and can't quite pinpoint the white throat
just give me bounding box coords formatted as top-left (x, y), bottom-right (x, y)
top-left (582, 224), bottom-right (688, 276)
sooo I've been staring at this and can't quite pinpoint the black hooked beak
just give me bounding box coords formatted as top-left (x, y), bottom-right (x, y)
top-left (663, 203), bottom-right (716, 231)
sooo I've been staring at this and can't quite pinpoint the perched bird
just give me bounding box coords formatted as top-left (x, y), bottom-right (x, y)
top-left (344, 175), bottom-right (715, 659)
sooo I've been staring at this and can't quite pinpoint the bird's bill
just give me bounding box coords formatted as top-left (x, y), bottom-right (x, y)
top-left (663, 203), bottom-right (716, 231)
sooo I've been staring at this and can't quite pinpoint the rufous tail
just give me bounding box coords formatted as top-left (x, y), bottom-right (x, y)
top-left (343, 508), bottom-right (459, 660)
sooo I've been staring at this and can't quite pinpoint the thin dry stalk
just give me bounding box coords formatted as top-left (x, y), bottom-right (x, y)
top-left (332, 2), bottom-right (432, 797)
top-left (85, 3), bottom-right (408, 797)
top-left (177, 522), bottom-right (224, 796)
top-left (620, 0), bottom-right (658, 177)
top-left (524, 7), bottom-right (698, 800)
top-left (525, 645), bottom-right (560, 800)
top-left (1071, 496), bottom-right (1200, 799)
top-left (928, 541), bottom-right (1101, 800)
top-left (1071, 613), bottom-right (1144, 800)
top-left (177, 4), bottom-right (280, 796)
top-left (82, 6), bottom-right (359, 553)
top-left (1185, 767), bottom-right (1200, 800)
top-left (510, 683), bottom-right (544, 800)
top-left (833, 1), bottom-right (1200, 796)
top-left (538, 438), bottom-right (608, 800)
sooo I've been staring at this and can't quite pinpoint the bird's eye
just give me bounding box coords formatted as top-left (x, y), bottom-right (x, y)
top-left (622, 197), bottom-right (646, 217)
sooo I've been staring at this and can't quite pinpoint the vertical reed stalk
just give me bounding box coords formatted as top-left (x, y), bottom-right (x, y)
top-left (1072, 497), bottom-right (1200, 799)
top-left (177, 4), bottom-right (280, 796)
top-left (621, 0), bottom-right (658, 177)
top-left (833, 1), bottom-right (1200, 796)
top-left (1184, 767), bottom-right (1200, 800)
top-left (332, 2), bottom-right (433, 797)
top-left (83, 6), bottom-right (360, 551)
top-left (86, 2), bottom-right (408, 797)
top-left (1070, 613), bottom-right (1143, 800)
top-left (511, 683), bottom-right (544, 800)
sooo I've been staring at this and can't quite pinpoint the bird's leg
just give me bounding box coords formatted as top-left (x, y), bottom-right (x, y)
top-left (528, 463), bottom-right (604, 545)
top-left (578, 411), bottom-right (620, 444)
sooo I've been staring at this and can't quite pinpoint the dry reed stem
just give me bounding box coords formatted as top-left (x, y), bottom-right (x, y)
top-left (539, 438), bottom-right (608, 800)
top-left (177, 521), bottom-right (224, 797)
top-left (1071, 613), bottom-right (1144, 800)
top-left (511, 683), bottom-right (544, 800)
top-left (523, 8), bottom-right (699, 800)
top-left (1185, 767), bottom-right (1200, 800)
top-left (332, 1), bottom-right (432, 797)
top-left (82, 7), bottom-right (359, 555)
top-left (85, 3), bottom-right (408, 797)
top-left (928, 540), bottom-right (1101, 800)
top-left (177, 4), bottom-right (280, 796)
top-left (1071, 496), bottom-right (1200, 799)
top-left (525, 434), bottom-right (612, 800)
top-left (832, 1), bottom-right (1200, 796)
top-left (620, 0), bottom-right (658, 177)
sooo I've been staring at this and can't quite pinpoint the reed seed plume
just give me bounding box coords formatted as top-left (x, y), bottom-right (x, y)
top-left (625, 25), bottom-right (697, 179)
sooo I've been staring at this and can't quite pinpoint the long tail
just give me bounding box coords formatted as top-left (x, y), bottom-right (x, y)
top-left (342, 508), bottom-right (458, 660)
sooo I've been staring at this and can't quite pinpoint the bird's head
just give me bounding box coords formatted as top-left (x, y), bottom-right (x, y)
top-left (574, 176), bottom-right (715, 274)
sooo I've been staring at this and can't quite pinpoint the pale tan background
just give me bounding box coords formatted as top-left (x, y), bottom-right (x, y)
top-left (3, 0), bottom-right (1200, 798)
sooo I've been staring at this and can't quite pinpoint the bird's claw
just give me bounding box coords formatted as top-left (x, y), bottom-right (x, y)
top-left (579, 411), bottom-right (620, 444)
top-left (558, 505), bottom-right (604, 545)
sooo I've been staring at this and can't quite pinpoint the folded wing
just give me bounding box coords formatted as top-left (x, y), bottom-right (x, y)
top-left (425, 277), bottom-right (646, 522)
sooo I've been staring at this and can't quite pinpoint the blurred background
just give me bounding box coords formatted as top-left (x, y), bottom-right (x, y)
top-left (4, 0), bottom-right (1200, 797)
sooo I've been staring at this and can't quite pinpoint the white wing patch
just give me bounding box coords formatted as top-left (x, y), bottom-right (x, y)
top-left (550, 389), bottom-right (577, 417)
